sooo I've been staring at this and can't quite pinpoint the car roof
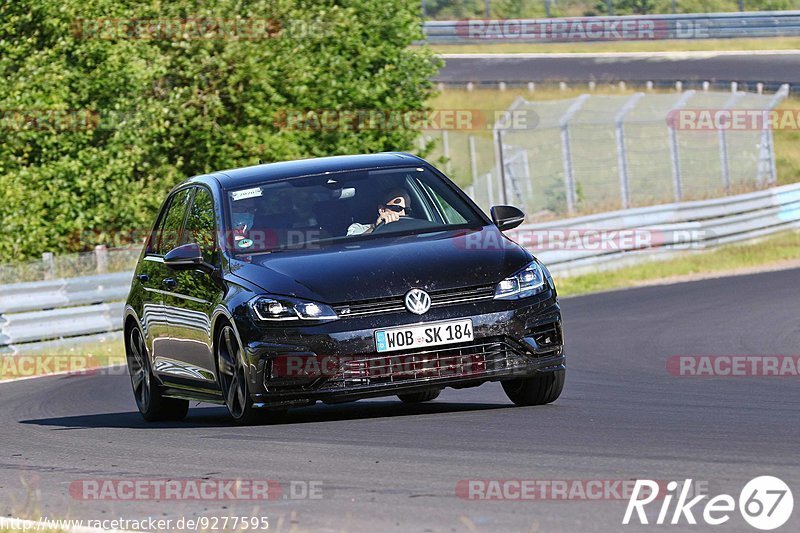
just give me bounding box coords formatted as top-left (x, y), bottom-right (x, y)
top-left (200, 152), bottom-right (427, 190)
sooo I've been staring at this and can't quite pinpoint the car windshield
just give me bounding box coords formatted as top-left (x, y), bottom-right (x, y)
top-left (225, 166), bottom-right (484, 254)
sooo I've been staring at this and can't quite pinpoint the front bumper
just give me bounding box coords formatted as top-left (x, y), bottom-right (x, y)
top-left (238, 290), bottom-right (564, 407)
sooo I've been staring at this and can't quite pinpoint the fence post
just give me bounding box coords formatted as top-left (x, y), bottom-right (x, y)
top-left (442, 130), bottom-right (451, 174)
top-left (492, 97), bottom-right (528, 207)
top-left (667, 90), bottom-right (696, 202)
top-left (719, 92), bottom-right (744, 193)
top-left (614, 93), bottom-right (644, 209)
top-left (558, 94), bottom-right (590, 214)
top-left (766, 128), bottom-right (777, 185)
top-left (486, 171), bottom-right (494, 207)
top-left (759, 84), bottom-right (789, 185)
top-left (95, 245), bottom-right (109, 273)
top-left (500, 146), bottom-right (528, 208)
top-left (521, 150), bottom-right (533, 197)
top-left (468, 135), bottom-right (478, 188)
top-left (42, 252), bottom-right (55, 280)
top-left (494, 128), bottom-right (508, 205)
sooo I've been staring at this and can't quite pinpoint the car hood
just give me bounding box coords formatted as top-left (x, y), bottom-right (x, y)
top-left (228, 226), bottom-right (533, 304)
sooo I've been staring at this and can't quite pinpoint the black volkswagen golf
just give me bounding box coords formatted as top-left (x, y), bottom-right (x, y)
top-left (124, 153), bottom-right (565, 424)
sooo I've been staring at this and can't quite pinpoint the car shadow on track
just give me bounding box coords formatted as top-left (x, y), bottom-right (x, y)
top-left (20, 400), bottom-right (515, 429)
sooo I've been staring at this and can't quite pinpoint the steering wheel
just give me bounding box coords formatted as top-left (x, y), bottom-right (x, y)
top-left (372, 216), bottom-right (411, 233)
top-left (371, 216), bottom-right (437, 234)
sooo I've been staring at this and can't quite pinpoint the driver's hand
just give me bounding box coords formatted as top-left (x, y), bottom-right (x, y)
top-left (377, 208), bottom-right (401, 225)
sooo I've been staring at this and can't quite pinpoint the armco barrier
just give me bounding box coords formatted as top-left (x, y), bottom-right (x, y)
top-left (0, 272), bottom-right (132, 353)
top-left (1, 183), bottom-right (799, 351)
top-left (509, 182), bottom-right (800, 275)
top-left (424, 11), bottom-right (800, 43)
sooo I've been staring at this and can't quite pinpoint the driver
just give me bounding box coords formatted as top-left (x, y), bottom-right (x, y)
top-left (231, 197), bottom-right (258, 242)
top-left (347, 188), bottom-right (411, 236)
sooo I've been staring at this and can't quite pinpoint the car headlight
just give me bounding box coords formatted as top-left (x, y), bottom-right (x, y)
top-left (494, 261), bottom-right (547, 300)
top-left (249, 296), bottom-right (339, 322)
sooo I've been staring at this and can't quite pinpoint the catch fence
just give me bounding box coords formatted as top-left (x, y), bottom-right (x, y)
top-left (423, 85), bottom-right (790, 220)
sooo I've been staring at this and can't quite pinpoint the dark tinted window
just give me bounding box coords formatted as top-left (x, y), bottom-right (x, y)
top-left (225, 166), bottom-right (482, 254)
top-left (182, 187), bottom-right (217, 263)
top-left (155, 188), bottom-right (192, 255)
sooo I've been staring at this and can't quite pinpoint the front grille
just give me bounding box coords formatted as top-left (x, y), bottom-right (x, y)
top-left (318, 338), bottom-right (531, 391)
top-left (332, 284), bottom-right (495, 318)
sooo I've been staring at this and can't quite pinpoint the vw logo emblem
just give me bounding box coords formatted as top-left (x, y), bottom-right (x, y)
top-left (405, 288), bottom-right (431, 315)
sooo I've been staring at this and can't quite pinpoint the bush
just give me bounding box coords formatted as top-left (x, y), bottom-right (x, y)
top-left (0, 0), bottom-right (440, 260)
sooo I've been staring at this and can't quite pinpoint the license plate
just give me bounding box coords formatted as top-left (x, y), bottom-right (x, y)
top-left (374, 319), bottom-right (474, 353)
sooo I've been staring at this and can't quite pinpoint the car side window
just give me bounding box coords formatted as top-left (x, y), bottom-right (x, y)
top-left (182, 187), bottom-right (218, 264)
top-left (431, 188), bottom-right (467, 225)
top-left (146, 204), bottom-right (168, 255)
top-left (414, 178), bottom-right (468, 225)
top-left (155, 188), bottom-right (192, 256)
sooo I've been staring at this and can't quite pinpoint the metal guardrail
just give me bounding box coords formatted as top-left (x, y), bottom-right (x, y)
top-left (0, 272), bottom-right (132, 353)
top-left (423, 11), bottom-right (800, 43)
top-left (509, 182), bottom-right (800, 275)
top-left (1, 183), bottom-right (798, 351)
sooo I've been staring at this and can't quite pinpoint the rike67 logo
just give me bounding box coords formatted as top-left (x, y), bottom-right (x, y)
top-left (624, 476), bottom-right (793, 530)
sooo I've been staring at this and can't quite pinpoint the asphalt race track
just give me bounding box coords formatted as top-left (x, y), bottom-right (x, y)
top-left (437, 52), bottom-right (800, 89)
top-left (1, 268), bottom-right (799, 532)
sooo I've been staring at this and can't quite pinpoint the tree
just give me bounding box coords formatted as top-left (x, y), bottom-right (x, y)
top-left (0, 0), bottom-right (440, 259)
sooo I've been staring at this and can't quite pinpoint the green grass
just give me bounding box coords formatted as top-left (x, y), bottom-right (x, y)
top-left (555, 230), bottom-right (800, 296)
top-left (427, 37), bottom-right (800, 55)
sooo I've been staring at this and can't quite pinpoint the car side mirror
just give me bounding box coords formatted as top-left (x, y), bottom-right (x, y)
top-left (490, 205), bottom-right (525, 231)
top-left (164, 243), bottom-right (215, 274)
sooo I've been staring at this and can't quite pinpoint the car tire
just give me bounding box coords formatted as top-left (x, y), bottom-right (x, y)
top-left (397, 389), bottom-right (441, 403)
top-left (126, 325), bottom-right (189, 422)
top-left (217, 323), bottom-right (278, 425)
top-left (502, 369), bottom-right (565, 406)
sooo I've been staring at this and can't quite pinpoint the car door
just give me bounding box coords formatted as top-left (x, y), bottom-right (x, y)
top-left (160, 186), bottom-right (221, 384)
top-left (140, 188), bottom-right (193, 368)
